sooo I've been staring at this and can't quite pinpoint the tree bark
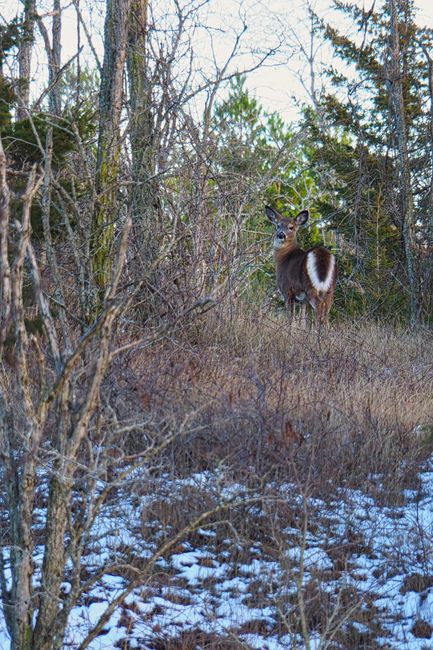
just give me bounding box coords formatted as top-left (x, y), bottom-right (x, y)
top-left (17, 0), bottom-right (36, 120)
top-left (36, 0), bottom-right (62, 116)
top-left (127, 0), bottom-right (160, 272)
top-left (92, 0), bottom-right (133, 296)
top-left (1, 165), bottom-right (43, 650)
top-left (50, 0), bottom-right (62, 115)
top-left (419, 43), bottom-right (433, 314)
top-left (0, 136), bottom-right (11, 352)
top-left (32, 468), bottom-right (71, 650)
top-left (386, 0), bottom-right (419, 326)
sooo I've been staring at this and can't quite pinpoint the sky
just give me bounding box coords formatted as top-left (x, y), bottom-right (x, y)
top-left (2, 0), bottom-right (433, 124)
top-left (242, 0), bottom-right (433, 120)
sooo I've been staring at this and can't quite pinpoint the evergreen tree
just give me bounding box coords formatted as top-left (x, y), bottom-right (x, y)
top-left (303, 0), bottom-right (433, 322)
top-left (212, 76), bottom-right (328, 300)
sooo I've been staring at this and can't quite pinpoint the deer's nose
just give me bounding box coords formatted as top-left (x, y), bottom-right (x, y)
top-left (277, 231), bottom-right (286, 240)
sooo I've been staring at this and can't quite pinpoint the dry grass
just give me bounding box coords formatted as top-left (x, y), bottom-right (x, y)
top-left (97, 306), bottom-right (433, 649)
top-left (115, 304), bottom-right (433, 503)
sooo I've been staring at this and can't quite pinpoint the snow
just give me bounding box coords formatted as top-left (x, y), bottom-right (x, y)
top-left (2, 462), bottom-right (433, 648)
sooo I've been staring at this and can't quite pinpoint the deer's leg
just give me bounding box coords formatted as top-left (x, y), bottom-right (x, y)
top-left (299, 302), bottom-right (308, 329)
top-left (308, 294), bottom-right (326, 333)
top-left (307, 295), bottom-right (318, 328)
top-left (317, 295), bottom-right (332, 329)
top-left (315, 304), bottom-right (325, 338)
top-left (284, 297), bottom-right (295, 326)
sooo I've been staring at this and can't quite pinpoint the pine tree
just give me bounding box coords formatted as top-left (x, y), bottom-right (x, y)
top-left (303, 0), bottom-right (433, 322)
top-left (212, 76), bottom-right (327, 301)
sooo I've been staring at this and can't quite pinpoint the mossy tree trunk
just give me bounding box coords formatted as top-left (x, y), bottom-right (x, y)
top-left (92, 0), bottom-right (133, 300)
top-left (17, 0), bottom-right (36, 120)
top-left (127, 0), bottom-right (161, 284)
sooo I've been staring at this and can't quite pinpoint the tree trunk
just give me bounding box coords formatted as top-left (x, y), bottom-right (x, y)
top-left (8, 452), bottom-right (37, 650)
top-left (127, 0), bottom-right (160, 275)
top-left (386, 0), bottom-right (419, 326)
top-left (420, 44), bottom-right (433, 316)
top-left (0, 160), bottom-right (43, 650)
top-left (49, 0), bottom-right (62, 115)
top-left (32, 469), bottom-right (71, 650)
top-left (17, 0), bottom-right (36, 120)
top-left (128, 0), bottom-right (151, 176)
top-left (92, 0), bottom-right (133, 296)
top-left (36, 0), bottom-right (62, 116)
top-left (0, 136), bottom-right (11, 351)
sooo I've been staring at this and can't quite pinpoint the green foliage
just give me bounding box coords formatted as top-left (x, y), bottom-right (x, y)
top-left (213, 75), bottom-right (322, 215)
top-left (58, 66), bottom-right (100, 113)
top-left (0, 77), bottom-right (15, 132)
top-left (4, 109), bottom-right (95, 167)
top-left (0, 18), bottom-right (24, 130)
top-left (298, 0), bottom-right (433, 320)
top-left (303, 104), bottom-right (404, 318)
top-left (2, 105), bottom-right (96, 240)
top-left (323, 0), bottom-right (422, 129)
top-left (212, 76), bottom-right (332, 301)
top-left (1, 63), bottom-right (98, 240)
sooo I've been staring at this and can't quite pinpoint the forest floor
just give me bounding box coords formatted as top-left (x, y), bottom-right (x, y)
top-left (68, 462), bottom-right (433, 649)
top-left (2, 310), bottom-right (433, 649)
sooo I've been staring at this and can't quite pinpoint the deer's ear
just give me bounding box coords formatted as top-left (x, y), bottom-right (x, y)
top-left (265, 206), bottom-right (280, 225)
top-left (295, 210), bottom-right (309, 226)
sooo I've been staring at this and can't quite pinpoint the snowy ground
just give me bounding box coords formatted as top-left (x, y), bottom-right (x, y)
top-left (2, 463), bottom-right (433, 649)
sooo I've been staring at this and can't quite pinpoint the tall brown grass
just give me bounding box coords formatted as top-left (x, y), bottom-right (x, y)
top-left (118, 304), bottom-right (433, 502)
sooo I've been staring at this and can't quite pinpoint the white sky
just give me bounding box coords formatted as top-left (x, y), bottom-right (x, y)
top-left (1, 0), bottom-right (433, 123)
top-left (245, 0), bottom-right (433, 120)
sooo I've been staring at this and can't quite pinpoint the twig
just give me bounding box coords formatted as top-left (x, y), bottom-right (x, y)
top-left (32, 48), bottom-right (83, 112)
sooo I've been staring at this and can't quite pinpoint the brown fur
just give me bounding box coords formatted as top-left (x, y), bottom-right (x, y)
top-left (266, 207), bottom-right (337, 327)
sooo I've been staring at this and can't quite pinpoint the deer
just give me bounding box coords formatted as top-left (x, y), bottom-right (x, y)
top-left (265, 206), bottom-right (337, 328)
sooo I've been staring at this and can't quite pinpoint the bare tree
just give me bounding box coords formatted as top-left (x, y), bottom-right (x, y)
top-left (36, 0), bottom-right (63, 116)
top-left (385, 0), bottom-right (419, 327)
top-left (17, 0), bottom-right (36, 120)
top-left (92, 0), bottom-right (133, 295)
top-left (0, 4), bottom-right (292, 648)
top-left (0, 135), bottom-right (134, 649)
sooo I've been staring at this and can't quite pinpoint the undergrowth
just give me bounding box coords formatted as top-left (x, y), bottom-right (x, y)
top-left (117, 305), bottom-right (433, 502)
top-left (97, 306), bottom-right (433, 649)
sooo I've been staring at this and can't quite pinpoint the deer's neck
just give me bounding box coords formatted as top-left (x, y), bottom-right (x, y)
top-left (274, 240), bottom-right (302, 261)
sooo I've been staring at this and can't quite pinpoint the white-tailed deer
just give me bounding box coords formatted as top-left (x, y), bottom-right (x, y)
top-left (266, 206), bottom-right (337, 327)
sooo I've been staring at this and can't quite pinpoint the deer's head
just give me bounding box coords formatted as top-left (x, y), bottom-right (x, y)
top-left (265, 206), bottom-right (309, 250)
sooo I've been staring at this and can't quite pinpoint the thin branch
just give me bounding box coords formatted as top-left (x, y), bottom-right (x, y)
top-left (32, 48), bottom-right (83, 112)
top-left (72, 0), bottom-right (102, 74)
